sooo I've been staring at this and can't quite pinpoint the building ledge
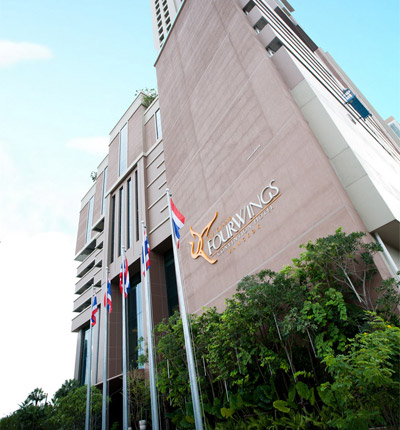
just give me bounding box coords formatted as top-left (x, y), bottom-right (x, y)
top-left (75, 265), bottom-right (102, 295)
top-left (73, 287), bottom-right (92, 313)
top-left (92, 215), bottom-right (105, 233)
top-left (77, 246), bottom-right (102, 278)
top-left (71, 306), bottom-right (90, 332)
top-left (75, 237), bottom-right (97, 262)
top-left (373, 219), bottom-right (400, 251)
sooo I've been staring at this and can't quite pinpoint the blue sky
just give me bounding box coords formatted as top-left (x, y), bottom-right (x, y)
top-left (0, 0), bottom-right (158, 417)
top-left (290, 0), bottom-right (400, 121)
top-left (0, 0), bottom-right (398, 418)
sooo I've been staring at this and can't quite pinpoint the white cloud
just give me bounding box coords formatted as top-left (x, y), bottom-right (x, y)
top-left (0, 230), bottom-right (77, 417)
top-left (0, 140), bottom-right (81, 237)
top-left (66, 136), bottom-right (109, 156)
top-left (0, 40), bottom-right (52, 68)
top-left (0, 141), bottom-right (82, 417)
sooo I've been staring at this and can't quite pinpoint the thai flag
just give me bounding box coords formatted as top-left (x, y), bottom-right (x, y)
top-left (91, 296), bottom-right (98, 326)
top-left (170, 198), bottom-right (185, 249)
top-left (104, 275), bottom-right (112, 313)
top-left (119, 256), bottom-right (130, 298)
top-left (142, 228), bottom-right (151, 277)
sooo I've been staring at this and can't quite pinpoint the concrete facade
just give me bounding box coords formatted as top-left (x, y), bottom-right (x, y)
top-left (150, 0), bottom-right (184, 50)
top-left (72, 95), bottom-right (174, 412)
top-left (154, 0), bottom-right (399, 313)
top-left (71, 0), bottom-right (400, 426)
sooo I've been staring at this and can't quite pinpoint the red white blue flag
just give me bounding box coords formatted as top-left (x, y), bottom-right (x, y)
top-left (170, 198), bottom-right (185, 249)
top-left (104, 274), bottom-right (112, 313)
top-left (119, 255), bottom-right (130, 298)
top-left (142, 227), bottom-right (151, 277)
top-left (91, 296), bottom-right (98, 326)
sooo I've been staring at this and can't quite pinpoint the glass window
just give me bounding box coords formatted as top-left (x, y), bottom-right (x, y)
top-left (136, 283), bottom-right (144, 369)
top-left (164, 249), bottom-right (179, 316)
top-left (127, 179), bottom-right (132, 249)
top-left (110, 195), bottom-right (116, 263)
top-left (101, 167), bottom-right (108, 216)
top-left (79, 327), bottom-right (90, 386)
top-left (119, 187), bottom-right (124, 256)
top-left (127, 274), bottom-right (144, 369)
top-left (85, 197), bottom-right (94, 244)
top-left (135, 170), bottom-right (139, 242)
top-left (119, 124), bottom-right (128, 176)
top-left (155, 109), bottom-right (162, 140)
top-left (389, 121), bottom-right (400, 139)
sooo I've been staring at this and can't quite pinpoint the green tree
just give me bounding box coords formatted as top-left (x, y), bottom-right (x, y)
top-left (52, 379), bottom-right (80, 403)
top-left (153, 229), bottom-right (400, 429)
top-left (134, 88), bottom-right (158, 108)
top-left (22, 388), bottom-right (47, 407)
top-left (128, 371), bottom-right (151, 429)
top-left (1, 388), bottom-right (53, 430)
top-left (0, 412), bottom-right (19, 430)
top-left (50, 385), bottom-right (103, 430)
top-left (0, 380), bottom-right (105, 430)
top-left (320, 314), bottom-right (400, 429)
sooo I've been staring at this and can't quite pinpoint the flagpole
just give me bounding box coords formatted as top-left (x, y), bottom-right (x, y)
top-left (85, 285), bottom-right (94, 430)
top-left (141, 221), bottom-right (159, 430)
top-left (102, 268), bottom-right (109, 430)
top-left (121, 248), bottom-right (129, 430)
top-left (165, 189), bottom-right (204, 430)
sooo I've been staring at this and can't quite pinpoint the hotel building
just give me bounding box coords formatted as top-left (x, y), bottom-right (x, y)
top-left (71, 0), bottom-right (400, 425)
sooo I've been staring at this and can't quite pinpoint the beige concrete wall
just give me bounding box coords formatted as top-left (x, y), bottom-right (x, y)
top-left (108, 135), bottom-right (119, 192)
top-left (104, 111), bottom-right (170, 281)
top-left (148, 251), bottom-right (169, 325)
top-left (144, 116), bottom-right (156, 153)
top-left (288, 59), bottom-right (400, 233)
top-left (107, 281), bottom-right (123, 378)
top-left (145, 144), bottom-right (168, 246)
top-left (128, 105), bottom-right (145, 166)
top-left (73, 96), bottom-right (174, 383)
top-left (92, 170), bottom-right (104, 226)
top-left (75, 203), bottom-right (90, 255)
top-left (155, 0), bottom-right (380, 314)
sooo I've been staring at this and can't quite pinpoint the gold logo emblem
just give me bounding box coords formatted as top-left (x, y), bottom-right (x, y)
top-left (189, 212), bottom-right (218, 265)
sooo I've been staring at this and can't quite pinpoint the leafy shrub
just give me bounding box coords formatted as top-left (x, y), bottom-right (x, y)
top-left (153, 229), bottom-right (399, 429)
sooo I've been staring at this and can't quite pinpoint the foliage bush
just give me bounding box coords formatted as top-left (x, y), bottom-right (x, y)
top-left (50, 385), bottom-right (103, 429)
top-left (153, 229), bottom-right (400, 429)
top-left (134, 88), bottom-right (158, 108)
top-left (128, 370), bottom-right (151, 429)
top-left (2, 230), bottom-right (398, 429)
top-left (0, 380), bottom-right (104, 430)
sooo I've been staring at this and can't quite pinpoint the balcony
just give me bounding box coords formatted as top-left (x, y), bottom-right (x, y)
top-left (71, 306), bottom-right (91, 333)
top-left (73, 286), bottom-right (92, 313)
top-left (92, 215), bottom-right (105, 233)
top-left (75, 236), bottom-right (96, 262)
top-left (76, 253), bottom-right (95, 278)
top-left (76, 247), bottom-right (102, 278)
top-left (96, 230), bottom-right (104, 251)
top-left (343, 89), bottom-right (371, 120)
top-left (75, 265), bottom-right (102, 295)
top-left (95, 248), bottom-right (103, 269)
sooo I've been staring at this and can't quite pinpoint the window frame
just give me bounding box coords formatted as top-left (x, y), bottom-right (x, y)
top-left (118, 187), bottom-right (124, 256)
top-left (155, 109), bottom-right (162, 141)
top-left (110, 195), bottom-right (116, 263)
top-left (101, 167), bottom-right (108, 216)
top-left (127, 178), bottom-right (132, 249)
top-left (85, 197), bottom-right (94, 244)
top-left (118, 124), bottom-right (128, 177)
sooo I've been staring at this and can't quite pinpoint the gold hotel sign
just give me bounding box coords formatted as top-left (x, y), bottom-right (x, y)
top-left (189, 180), bottom-right (280, 264)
